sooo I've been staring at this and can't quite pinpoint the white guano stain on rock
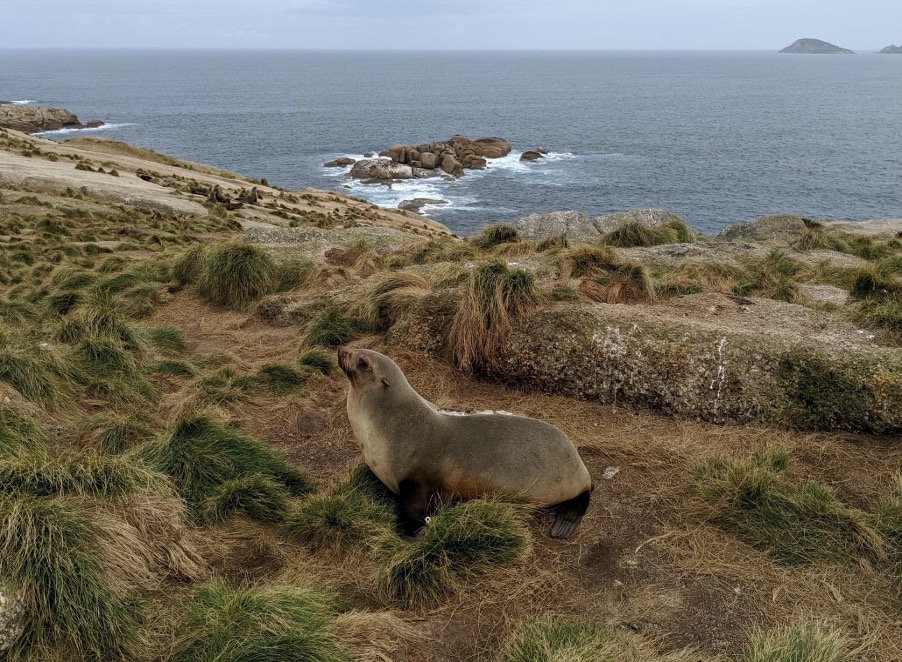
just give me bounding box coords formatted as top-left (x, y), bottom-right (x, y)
top-left (710, 337), bottom-right (727, 422)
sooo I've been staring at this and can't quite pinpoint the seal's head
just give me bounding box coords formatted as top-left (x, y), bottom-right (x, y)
top-left (337, 347), bottom-right (404, 396)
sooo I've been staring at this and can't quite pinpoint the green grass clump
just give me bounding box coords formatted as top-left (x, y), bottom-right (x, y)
top-left (275, 258), bottom-right (317, 292)
top-left (602, 220), bottom-right (693, 248)
top-left (734, 250), bottom-right (802, 302)
top-left (377, 499), bottom-right (528, 608)
top-left (585, 261), bottom-right (657, 304)
top-left (147, 359), bottom-right (196, 378)
top-left (198, 243), bottom-right (278, 309)
top-left (44, 290), bottom-right (81, 316)
top-left (0, 492), bottom-right (140, 660)
top-left (50, 267), bottom-right (96, 291)
top-left (844, 235), bottom-right (897, 261)
top-left (411, 238), bottom-right (477, 264)
top-left (142, 325), bottom-right (187, 354)
top-left (348, 271), bottom-right (430, 332)
top-left (202, 473), bottom-right (293, 524)
top-left (472, 224), bottom-right (521, 250)
top-left (743, 622), bottom-right (849, 662)
top-left (499, 618), bottom-right (700, 662)
top-left (563, 246), bottom-right (620, 278)
top-left (0, 405), bottom-right (49, 458)
top-left (68, 335), bottom-right (156, 405)
top-left (140, 414), bottom-right (314, 522)
top-left (449, 260), bottom-right (542, 372)
top-left (692, 450), bottom-right (886, 565)
top-left (173, 581), bottom-right (346, 662)
top-left (0, 329), bottom-right (72, 407)
top-left (285, 466), bottom-right (395, 551)
top-left (171, 245), bottom-right (206, 287)
top-left (549, 284), bottom-right (580, 301)
top-left (303, 306), bottom-right (371, 347)
top-left (0, 298), bottom-right (36, 326)
top-left (253, 363), bottom-right (309, 394)
top-left (299, 349), bottom-right (335, 375)
top-left (79, 413), bottom-right (154, 455)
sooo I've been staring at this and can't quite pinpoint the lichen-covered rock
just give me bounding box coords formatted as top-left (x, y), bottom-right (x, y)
top-left (0, 587), bottom-right (26, 652)
top-left (0, 104), bottom-right (82, 133)
top-left (509, 210), bottom-right (600, 240)
top-left (716, 214), bottom-right (811, 247)
top-left (389, 292), bottom-right (902, 433)
top-left (349, 159), bottom-right (413, 180)
top-left (592, 208), bottom-right (690, 234)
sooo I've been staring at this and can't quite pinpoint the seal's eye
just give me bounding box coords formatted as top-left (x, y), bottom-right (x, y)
top-left (357, 357), bottom-right (370, 371)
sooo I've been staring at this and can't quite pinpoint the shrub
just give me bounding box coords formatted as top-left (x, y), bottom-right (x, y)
top-left (140, 414), bottom-right (314, 522)
top-left (199, 243), bottom-right (277, 309)
top-left (285, 466), bottom-right (395, 551)
top-left (743, 622), bottom-right (849, 662)
top-left (173, 581), bottom-right (346, 662)
top-left (472, 224), bottom-right (521, 250)
top-left (377, 499), bottom-right (528, 608)
top-left (448, 260), bottom-right (542, 372)
top-left (692, 450), bottom-right (886, 565)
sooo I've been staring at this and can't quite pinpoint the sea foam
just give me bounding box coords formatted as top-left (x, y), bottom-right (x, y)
top-left (34, 122), bottom-right (137, 138)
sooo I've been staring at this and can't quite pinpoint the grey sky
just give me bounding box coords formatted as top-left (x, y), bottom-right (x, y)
top-left (2, 0), bottom-right (900, 50)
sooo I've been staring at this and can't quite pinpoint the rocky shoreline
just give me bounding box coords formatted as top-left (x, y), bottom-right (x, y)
top-left (0, 103), bottom-right (104, 134)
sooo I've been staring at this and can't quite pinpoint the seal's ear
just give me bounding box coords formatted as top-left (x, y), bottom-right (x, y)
top-left (381, 377), bottom-right (391, 388)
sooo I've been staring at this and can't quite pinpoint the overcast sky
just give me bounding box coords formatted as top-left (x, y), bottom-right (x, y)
top-left (2, 0), bottom-right (900, 50)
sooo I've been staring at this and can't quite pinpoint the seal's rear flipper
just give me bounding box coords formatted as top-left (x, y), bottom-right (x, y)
top-left (550, 489), bottom-right (591, 539)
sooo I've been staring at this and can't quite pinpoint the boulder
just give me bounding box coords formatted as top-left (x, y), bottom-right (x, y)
top-left (465, 156), bottom-right (487, 169)
top-left (419, 152), bottom-right (438, 169)
top-left (592, 208), bottom-right (688, 234)
top-left (388, 144), bottom-right (415, 164)
top-left (441, 154), bottom-right (464, 177)
top-left (520, 150), bottom-right (544, 161)
top-left (473, 136), bottom-right (512, 157)
top-left (323, 157), bottom-right (356, 168)
top-left (84, 119), bottom-right (105, 128)
top-left (390, 293), bottom-right (902, 433)
top-left (0, 587), bottom-right (26, 652)
top-left (349, 158), bottom-right (414, 180)
top-left (398, 198), bottom-right (448, 212)
top-left (716, 214), bottom-right (811, 247)
top-left (0, 104), bottom-right (83, 133)
top-left (509, 210), bottom-right (600, 240)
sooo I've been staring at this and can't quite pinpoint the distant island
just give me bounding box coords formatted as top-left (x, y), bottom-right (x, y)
top-left (880, 44), bottom-right (902, 54)
top-left (779, 38), bottom-right (854, 54)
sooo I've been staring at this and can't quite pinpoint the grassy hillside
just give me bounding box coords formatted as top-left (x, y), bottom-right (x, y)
top-left (0, 128), bottom-right (899, 660)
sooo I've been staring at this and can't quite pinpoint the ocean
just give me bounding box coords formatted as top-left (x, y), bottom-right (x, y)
top-left (2, 49), bottom-right (901, 235)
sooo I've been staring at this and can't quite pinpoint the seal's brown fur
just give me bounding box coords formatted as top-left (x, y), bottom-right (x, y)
top-left (339, 347), bottom-right (592, 538)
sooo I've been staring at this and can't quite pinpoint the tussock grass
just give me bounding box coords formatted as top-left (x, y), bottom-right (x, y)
top-left (140, 413), bottom-right (314, 522)
top-left (148, 359), bottom-right (196, 378)
top-left (377, 499), bottom-right (529, 608)
top-left (50, 266), bottom-right (97, 291)
top-left (52, 292), bottom-right (141, 348)
top-left (142, 325), bottom-right (187, 354)
top-left (602, 219), bottom-right (694, 247)
top-left (186, 366), bottom-right (255, 405)
top-left (472, 224), bottom-right (521, 250)
top-left (500, 618), bottom-right (702, 662)
top-left (299, 349), bottom-right (335, 375)
top-left (69, 335), bottom-right (156, 405)
top-left (0, 404), bottom-right (49, 458)
top-left (198, 243), bottom-right (278, 309)
top-left (581, 260), bottom-right (657, 303)
top-left (843, 235), bottom-right (898, 261)
top-left (173, 581), bottom-right (346, 662)
top-left (562, 245), bottom-right (620, 278)
top-left (171, 245), bottom-right (206, 287)
top-left (0, 329), bottom-right (73, 407)
top-left (285, 465), bottom-right (395, 551)
top-left (44, 290), bottom-right (81, 316)
top-left (656, 261), bottom-right (749, 296)
top-left (848, 265), bottom-right (902, 341)
top-left (253, 363), bottom-right (309, 394)
top-left (303, 305), bottom-right (371, 347)
top-left (203, 473), bottom-right (294, 524)
top-left (734, 250), bottom-right (803, 302)
top-left (849, 265), bottom-right (901, 300)
top-left (793, 220), bottom-right (851, 252)
top-left (275, 258), bottom-right (317, 292)
top-left (0, 453), bottom-right (171, 499)
top-left (347, 270), bottom-right (430, 331)
top-left (744, 622), bottom-right (849, 662)
top-left (0, 492), bottom-right (141, 660)
top-left (79, 413), bottom-right (154, 455)
top-left (449, 260), bottom-right (542, 372)
top-left (873, 476), bottom-right (902, 588)
top-left (0, 298), bottom-right (36, 325)
top-left (411, 237), bottom-right (477, 264)
top-left (692, 450), bottom-right (886, 565)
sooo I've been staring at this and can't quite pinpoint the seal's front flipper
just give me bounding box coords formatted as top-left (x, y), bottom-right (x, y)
top-left (550, 489), bottom-right (591, 539)
top-left (398, 477), bottom-right (432, 537)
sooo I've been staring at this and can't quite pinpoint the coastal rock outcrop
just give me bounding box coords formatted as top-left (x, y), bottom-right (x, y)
top-left (349, 159), bottom-right (414, 180)
top-left (368, 135), bottom-right (512, 179)
top-left (509, 210), bottom-right (600, 240)
top-left (0, 104), bottom-right (95, 133)
top-left (879, 44), bottom-right (902, 54)
top-left (520, 150), bottom-right (544, 161)
top-left (592, 208), bottom-right (689, 234)
top-left (324, 157), bottom-right (356, 168)
top-left (779, 39), bottom-right (853, 54)
top-left (716, 214), bottom-right (811, 246)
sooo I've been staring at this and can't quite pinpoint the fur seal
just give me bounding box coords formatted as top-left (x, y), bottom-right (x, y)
top-left (338, 347), bottom-right (593, 538)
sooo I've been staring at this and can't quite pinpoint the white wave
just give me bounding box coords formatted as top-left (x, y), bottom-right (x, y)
top-left (8, 100), bottom-right (37, 105)
top-left (34, 122), bottom-right (136, 138)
